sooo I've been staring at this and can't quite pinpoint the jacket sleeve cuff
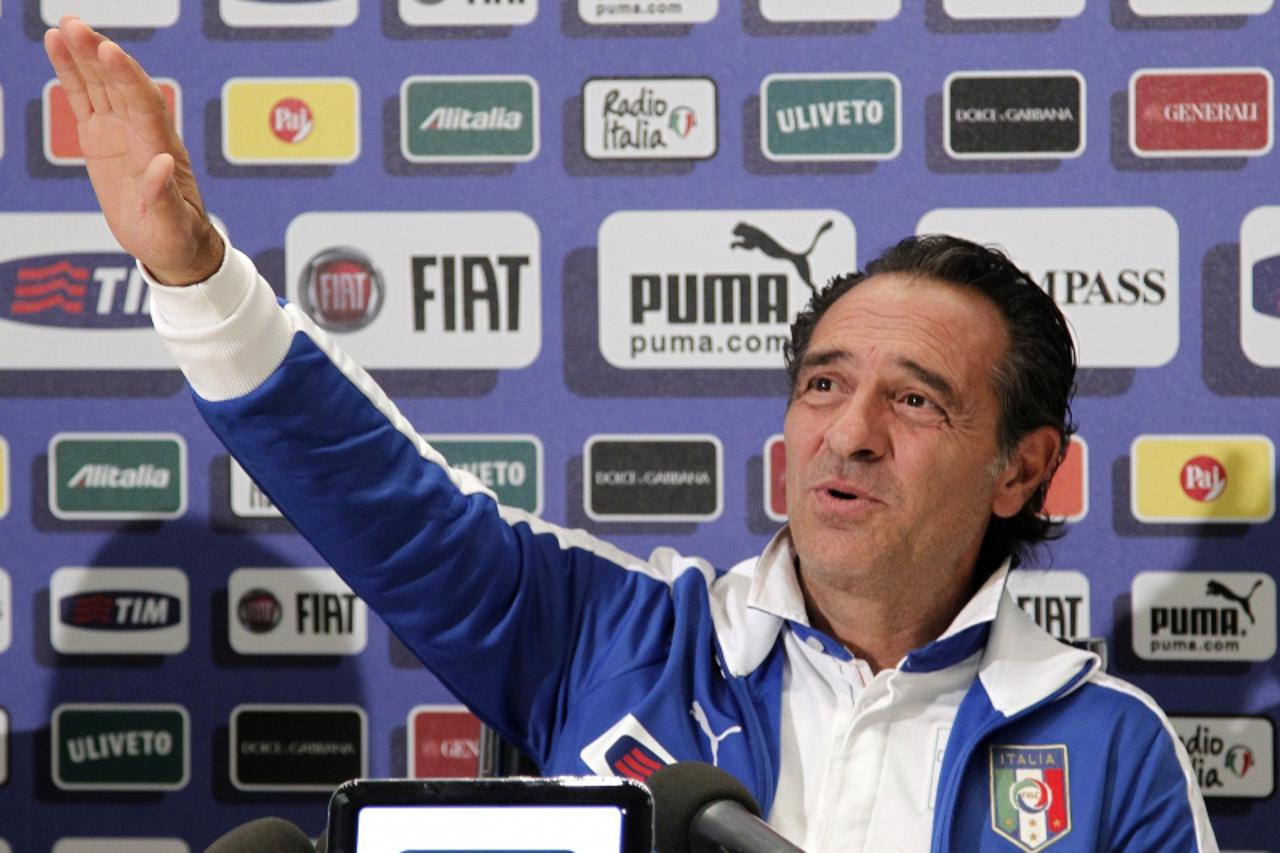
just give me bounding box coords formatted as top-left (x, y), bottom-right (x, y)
top-left (142, 230), bottom-right (297, 403)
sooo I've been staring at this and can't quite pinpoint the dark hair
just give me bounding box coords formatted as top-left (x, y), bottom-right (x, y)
top-left (784, 233), bottom-right (1078, 572)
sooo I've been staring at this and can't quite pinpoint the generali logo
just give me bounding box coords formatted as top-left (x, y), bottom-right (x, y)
top-left (407, 705), bottom-right (482, 778)
top-left (916, 207), bottom-right (1179, 369)
top-left (1170, 716), bottom-right (1274, 799)
top-left (1240, 205), bottom-right (1280, 367)
top-left (1130, 68), bottom-right (1272, 158)
top-left (50, 567), bottom-right (189, 655)
top-left (222, 78), bottom-right (359, 165)
top-left (219, 0), bottom-right (358, 27)
top-left (285, 212), bottom-right (541, 369)
top-left (597, 210), bottom-right (856, 369)
top-left (1131, 435), bottom-right (1274, 524)
top-left (1132, 571), bottom-right (1276, 662)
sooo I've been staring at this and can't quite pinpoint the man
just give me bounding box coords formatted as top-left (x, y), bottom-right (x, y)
top-left (45, 16), bottom-right (1216, 852)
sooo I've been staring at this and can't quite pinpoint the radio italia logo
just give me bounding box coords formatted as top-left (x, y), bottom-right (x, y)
top-left (50, 433), bottom-right (187, 520)
top-left (1171, 716), bottom-right (1274, 799)
top-left (583, 78), bottom-right (717, 161)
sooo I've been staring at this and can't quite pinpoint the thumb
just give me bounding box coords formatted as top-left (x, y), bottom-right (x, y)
top-left (139, 151), bottom-right (180, 214)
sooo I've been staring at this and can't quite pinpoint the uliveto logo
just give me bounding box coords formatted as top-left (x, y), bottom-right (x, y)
top-left (51, 567), bottom-right (189, 655)
top-left (52, 704), bottom-right (189, 791)
top-left (761, 74), bottom-right (901, 162)
top-left (598, 210), bottom-right (856, 369)
top-left (1171, 716), bottom-right (1274, 799)
top-left (917, 208), bottom-right (1179, 368)
top-left (286, 212), bottom-right (540, 369)
top-left (583, 78), bottom-right (716, 161)
top-left (428, 435), bottom-right (543, 514)
top-left (1132, 571), bottom-right (1276, 662)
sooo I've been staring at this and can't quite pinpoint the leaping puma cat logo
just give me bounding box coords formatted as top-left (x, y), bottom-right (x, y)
top-left (1206, 579), bottom-right (1264, 625)
top-left (731, 220), bottom-right (835, 295)
top-left (691, 701), bottom-right (742, 768)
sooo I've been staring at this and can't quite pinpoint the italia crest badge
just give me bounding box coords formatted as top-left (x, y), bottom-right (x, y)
top-left (989, 744), bottom-right (1071, 850)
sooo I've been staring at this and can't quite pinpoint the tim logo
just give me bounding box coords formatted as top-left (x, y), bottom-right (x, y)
top-left (59, 592), bottom-right (181, 631)
top-left (270, 98), bottom-right (314, 144)
top-left (731, 220), bottom-right (834, 295)
top-left (1181, 456), bottom-right (1226, 502)
top-left (1207, 579), bottom-right (1264, 624)
top-left (605, 736), bottom-right (668, 781)
top-left (0, 253), bottom-right (150, 328)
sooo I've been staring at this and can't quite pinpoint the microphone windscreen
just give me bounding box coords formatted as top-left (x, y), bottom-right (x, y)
top-left (647, 761), bottom-right (762, 853)
top-left (204, 816), bottom-right (316, 853)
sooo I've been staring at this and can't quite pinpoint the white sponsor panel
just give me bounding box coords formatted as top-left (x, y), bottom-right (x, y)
top-left (285, 212), bottom-right (541, 369)
top-left (578, 0), bottom-right (715, 24)
top-left (943, 0), bottom-right (1084, 16)
top-left (41, 0), bottom-right (179, 26)
top-left (53, 842), bottom-right (189, 853)
top-left (916, 207), bottom-right (1179, 368)
top-left (598, 210), bottom-right (856, 369)
top-left (1171, 716), bottom-right (1274, 799)
top-left (1131, 0), bottom-right (1272, 14)
top-left (0, 86), bottom-right (5, 161)
top-left (0, 213), bottom-right (222, 369)
top-left (1005, 569), bottom-right (1091, 640)
top-left (229, 567), bottom-right (367, 655)
top-left (0, 568), bottom-right (9, 654)
top-left (583, 78), bottom-right (717, 160)
top-left (759, 0), bottom-right (899, 21)
top-left (0, 707), bottom-right (7, 786)
top-left (399, 0), bottom-right (536, 25)
top-left (50, 568), bottom-right (189, 655)
top-left (0, 434), bottom-right (8, 519)
top-left (1132, 571), bottom-right (1276, 662)
top-left (1240, 206), bottom-right (1280, 367)
top-left (229, 458), bottom-right (282, 518)
top-left (220, 0), bottom-right (358, 27)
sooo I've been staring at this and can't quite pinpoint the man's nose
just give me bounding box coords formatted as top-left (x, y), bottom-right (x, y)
top-left (823, 392), bottom-right (889, 460)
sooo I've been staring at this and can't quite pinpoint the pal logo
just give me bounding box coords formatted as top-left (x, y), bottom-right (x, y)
top-left (270, 98), bottom-right (314, 144)
top-left (1181, 456), bottom-right (1227, 503)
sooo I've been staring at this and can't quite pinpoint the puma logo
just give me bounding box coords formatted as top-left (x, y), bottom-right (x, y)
top-left (730, 220), bottom-right (834, 295)
top-left (1206, 579), bottom-right (1264, 625)
top-left (691, 701), bottom-right (742, 768)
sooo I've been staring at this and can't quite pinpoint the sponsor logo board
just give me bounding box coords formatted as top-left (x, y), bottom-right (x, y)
top-left (222, 78), bottom-right (359, 165)
top-left (49, 433), bottom-right (187, 520)
top-left (0, 706), bottom-right (7, 786)
top-left (399, 0), bottom-right (536, 26)
top-left (50, 567), bottom-right (189, 655)
top-left (286, 212), bottom-right (541, 369)
top-left (231, 704), bottom-right (366, 791)
top-left (1005, 570), bottom-right (1091, 640)
top-left (578, 0), bottom-right (715, 24)
top-left (1042, 435), bottom-right (1087, 523)
top-left (1171, 716), bottom-right (1274, 799)
top-left (220, 0), bottom-right (358, 27)
top-left (1130, 69), bottom-right (1272, 158)
top-left (1130, 0), bottom-right (1272, 14)
top-left (46, 80), bottom-right (181, 165)
top-left (1132, 571), bottom-right (1276, 662)
top-left (0, 86), bottom-right (5, 161)
top-left (945, 71), bottom-right (1084, 160)
top-left (52, 842), bottom-right (189, 853)
top-left (1131, 435), bottom-right (1274, 524)
top-left (943, 0), bottom-right (1083, 17)
top-left (761, 74), bottom-right (900, 162)
top-left (759, 0), bottom-right (899, 20)
top-left (408, 705), bottom-right (482, 778)
top-left (598, 210), bottom-right (855, 369)
top-left (52, 704), bottom-right (189, 790)
top-left (585, 435), bottom-right (721, 522)
top-left (229, 458), bottom-right (282, 518)
top-left (916, 208), bottom-right (1179, 368)
top-left (229, 567), bottom-right (366, 655)
top-left (1240, 206), bottom-right (1280, 366)
top-left (764, 434), bottom-right (785, 522)
top-left (583, 77), bottom-right (716, 161)
top-left (0, 435), bottom-right (8, 518)
top-left (401, 76), bottom-right (538, 163)
top-left (428, 435), bottom-right (543, 513)
top-left (0, 213), bottom-right (225, 369)
top-left (0, 568), bottom-right (9, 655)
top-left (41, 1), bottom-right (180, 27)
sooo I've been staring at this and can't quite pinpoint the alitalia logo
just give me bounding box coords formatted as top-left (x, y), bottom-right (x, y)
top-left (50, 433), bottom-right (187, 520)
top-left (421, 107), bottom-right (524, 131)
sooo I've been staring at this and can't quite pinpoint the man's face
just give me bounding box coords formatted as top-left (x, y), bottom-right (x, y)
top-left (783, 273), bottom-right (1013, 593)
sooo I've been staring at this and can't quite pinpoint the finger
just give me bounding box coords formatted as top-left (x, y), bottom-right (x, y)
top-left (139, 152), bottom-right (177, 209)
top-left (44, 28), bottom-right (93, 123)
top-left (95, 40), bottom-right (131, 116)
top-left (61, 16), bottom-right (113, 115)
top-left (98, 39), bottom-right (168, 123)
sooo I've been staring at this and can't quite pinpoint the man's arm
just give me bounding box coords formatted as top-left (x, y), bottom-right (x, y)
top-left (43, 15), bottom-right (223, 284)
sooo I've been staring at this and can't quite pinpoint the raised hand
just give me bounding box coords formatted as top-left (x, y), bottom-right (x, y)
top-left (43, 15), bottom-right (224, 286)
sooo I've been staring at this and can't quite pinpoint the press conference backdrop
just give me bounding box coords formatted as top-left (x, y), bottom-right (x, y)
top-left (0, 0), bottom-right (1277, 849)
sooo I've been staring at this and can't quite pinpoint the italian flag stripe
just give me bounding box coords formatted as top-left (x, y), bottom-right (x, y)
top-left (995, 767), bottom-right (1020, 831)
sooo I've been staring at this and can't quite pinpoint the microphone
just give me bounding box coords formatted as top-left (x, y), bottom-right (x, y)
top-left (204, 816), bottom-right (318, 853)
top-left (646, 761), bottom-right (804, 853)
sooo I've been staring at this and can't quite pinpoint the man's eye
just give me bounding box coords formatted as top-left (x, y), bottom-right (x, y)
top-left (903, 392), bottom-right (929, 408)
top-left (809, 376), bottom-right (833, 392)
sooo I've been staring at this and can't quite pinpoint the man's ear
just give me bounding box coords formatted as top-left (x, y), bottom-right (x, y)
top-left (992, 426), bottom-right (1063, 519)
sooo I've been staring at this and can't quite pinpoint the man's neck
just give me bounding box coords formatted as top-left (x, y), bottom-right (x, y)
top-left (796, 560), bottom-right (981, 674)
